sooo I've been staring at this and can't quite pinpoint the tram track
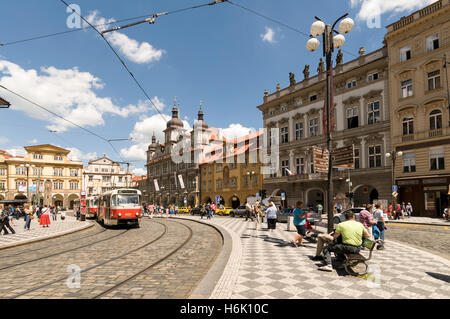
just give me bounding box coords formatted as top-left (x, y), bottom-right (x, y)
top-left (92, 219), bottom-right (194, 299)
top-left (0, 227), bottom-right (130, 271)
top-left (9, 220), bottom-right (170, 299)
top-left (0, 226), bottom-right (107, 259)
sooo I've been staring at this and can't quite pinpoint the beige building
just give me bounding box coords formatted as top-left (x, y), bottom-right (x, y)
top-left (385, 0), bottom-right (450, 217)
top-left (83, 155), bottom-right (132, 197)
top-left (257, 47), bottom-right (391, 210)
top-left (0, 144), bottom-right (83, 208)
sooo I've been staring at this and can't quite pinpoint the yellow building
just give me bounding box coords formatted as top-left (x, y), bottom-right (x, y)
top-left (200, 131), bottom-right (264, 208)
top-left (385, 0), bottom-right (450, 216)
top-left (0, 144), bottom-right (83, 208)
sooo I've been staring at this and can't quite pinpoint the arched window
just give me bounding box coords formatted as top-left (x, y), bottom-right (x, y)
top-left (402, 117), bottom-right (414, 135)
top-left (429, 110), bottom-right (442, 130)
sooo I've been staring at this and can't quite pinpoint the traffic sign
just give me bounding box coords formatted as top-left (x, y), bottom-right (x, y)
top-left (281, 193), bottom-right (286, 201)
top-left (332, 145), bottom-right (354, 168)
top-left (312, 146), bottom-right (329, 173)
top-left (393, 185), bottom-right (398, 192)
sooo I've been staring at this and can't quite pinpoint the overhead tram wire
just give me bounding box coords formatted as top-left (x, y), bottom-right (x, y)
top-left (0, 84), bottom-right (126, 163)
top-left (0, 1), bottom-right (226, 47)
top-left (225, 0), bottom-right (358, 58)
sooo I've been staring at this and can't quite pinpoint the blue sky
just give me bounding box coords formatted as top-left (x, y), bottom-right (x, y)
top-left (0, 0), bottom-right (436, 175)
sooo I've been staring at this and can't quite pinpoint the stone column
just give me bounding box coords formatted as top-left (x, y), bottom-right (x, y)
top-left (360, 139), bottom-right (367, 169)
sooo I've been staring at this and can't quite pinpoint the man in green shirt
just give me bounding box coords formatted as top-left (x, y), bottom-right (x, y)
top-left (318, 210), bottom-right (369, 272)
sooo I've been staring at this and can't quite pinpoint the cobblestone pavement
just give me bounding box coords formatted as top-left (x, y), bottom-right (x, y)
top-left (0, 218), bottom-right (222, 299)
top-left (386, 224), bottom-right (450, 261)
top-left (0, 216), bottom-right (93, 249)
top-left (181, 216), bottom-right (450, 299)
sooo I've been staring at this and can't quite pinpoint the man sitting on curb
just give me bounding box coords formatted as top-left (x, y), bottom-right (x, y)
top-left (316, 210), bottom-right (369, 272)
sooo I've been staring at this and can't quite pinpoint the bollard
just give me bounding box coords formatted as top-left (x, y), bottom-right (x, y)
top-left (287, 216), bottom-right (296, 232)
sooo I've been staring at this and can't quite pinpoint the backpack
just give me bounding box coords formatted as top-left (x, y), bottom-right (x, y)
top-left (373, 224), bottom-right (380, 239)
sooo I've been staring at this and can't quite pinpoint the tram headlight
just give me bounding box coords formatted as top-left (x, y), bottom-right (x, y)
top-left (118, 213), bottom-right (122, 217)
top-left (136, 212), bottom-right (139, 216)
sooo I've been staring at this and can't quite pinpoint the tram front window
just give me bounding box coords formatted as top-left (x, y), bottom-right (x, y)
top-left (112, 195), bottom-right (139, 206)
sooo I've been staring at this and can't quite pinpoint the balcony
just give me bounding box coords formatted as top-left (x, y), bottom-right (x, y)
top-left (393, 127), bottom-right (450, 145)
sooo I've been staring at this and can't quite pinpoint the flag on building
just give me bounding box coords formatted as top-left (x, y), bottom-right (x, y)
top-left (285, 168), bottom-right (295, 176)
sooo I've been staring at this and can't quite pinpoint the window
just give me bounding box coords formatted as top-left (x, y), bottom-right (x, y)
top-left (216, 180), bottom-right (222, 189)
top-left (295, 158), bottom-right (305, 174)
top-left (281, 126), bottom-right (289, 144)
top-left (54, 155), bottom-right (63, 161)
top-left (368, 145), bottom-right (382, 168)
top-left (295, 98), bottom-right (302, 106)
top-left (33, 154), bottom-right (43, 160)
top-left (54, 168), bottom-right (63, 176)
top-left (426, 34), bottom-right (439, 52)
top-left (0, 182), bottom-right (6, 190)
top-left (346, 107), bottom-right (359, 129)
top-left (15, 167), bottom-right (26, 175)
top-left (0, 168), bottom-right (6, 175)
top-left (89, 175), bottom-right (93, 181)
top-left (368, 73), bottom-right (379, 82)
top-left (32, 168), bottom-right (43, 176)
top-left (402, 117), bottom-right (414, 135)
top-left (280, 104), bottom-right (287, 112)
top-left (162, 164), bottom-right (168, 174)
top-left (403, 153), bottom-right (416, 173)
top-left (281, 160), bottom-right (289, 177)
top-left (269, 109), bottom-right (275, 116)
top-left (229, 163), bottom-right (237, 170)
top-left (347, 80), bottom-right (357, 89)
top-left (15, 181), bottom-right (26, 190)
top-left (430, 110), bottom-right (442, 130)
top-left (401, 79), bottom-right (413, 98)
top-left (367, 101), bottom-right (380, 125)
top-left (310, 95), bottom-right (317, 102)
top-left (118, 176), bottom-right (123, 183)
top-left (216, 163), bottom-right (222, 172)
top-left (70, 169), bottom-right (79, 177)
top-left (230, 177), bottom-right (237, 187)
top-left (243, 176), bottom-right (248, 187)
top-left (102, 176), bottom-right (111, 182)
top-left (430, 148), bottom-right (444, 171)
top-left (268, 129), bottom-right (272, 147)
top-left (70, 182), bottom-right (79, 190)
top-left (354, 148), bottom-right (360, 169)
top-left (400, 45), bottom-right (411, 62)
top-left (427, 70), bottom-right (441, 91)
top-left (309, 118), bottom-right (319, 136)
top-left (53, 182), bottom-right (63, 190)
top-left (295, 122), bottom-right (304, 140)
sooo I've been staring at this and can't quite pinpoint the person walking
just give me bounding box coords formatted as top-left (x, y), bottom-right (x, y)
top-left (359, 204), bottom-right (376, 239)
top-left (254, 201), bottom-right (262, 230)
top-left (372, 204), bottom-right (386, 249)
top-left (245, 201), bottom-right (254, 222)
top-left (394, 203), bottom-right (402, 220)
top-left (51, 205), bottom-right (57, 221)
top-left (39, 205), bottom-right (51, 228)
top-left (291, 201), bottom-right (307, 247)
top-left (206, 203), bottom-right (212, 220)
top-left (405, 202), bottom-right (413, 218)
top-left (401, 202), bottom-right (406, 219)
top-left (266, 200), bottom-right (278, 232)
top-left (336, 203), bottom-right (342, 214)
top-left (24, 204), bottom-right (32, 230)
top-left (316, 202), bottom-right (323, 215)
top-left (0, 206), bottom-right (15, 235)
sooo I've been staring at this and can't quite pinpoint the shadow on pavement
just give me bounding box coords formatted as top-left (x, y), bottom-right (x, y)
top-left (426, 272), bottom-right (450, 283)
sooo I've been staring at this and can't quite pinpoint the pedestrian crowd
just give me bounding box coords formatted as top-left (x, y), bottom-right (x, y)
top-left (0, 204), bottom-right (66, 235)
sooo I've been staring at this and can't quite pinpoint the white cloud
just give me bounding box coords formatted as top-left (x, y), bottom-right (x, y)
top-left (67, 147), bottom-right (97, 162)
top-left (0, 60), bottom-right (148, 132)
top-left (5, 147), bottom-right (26, 157)
top-left (220, 124), bottom-right (256, 140)
top-left (0, 137), bottom-right (9, 145)
top-left (120, 113), bottom-right (192, 161)
top-left (28, 139), bottom-right (38, 144)
top-left (261, 27), bottom-right (276, 43)
top-left (132, 168), bottom-right (146, 176)
top-left (350, 0), bottom-right (436, 21)
top-left (85, 11), bottom-right (165, 64)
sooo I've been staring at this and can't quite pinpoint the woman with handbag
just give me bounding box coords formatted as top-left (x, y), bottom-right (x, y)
top-left (39, 205), bottom-right (51, 228)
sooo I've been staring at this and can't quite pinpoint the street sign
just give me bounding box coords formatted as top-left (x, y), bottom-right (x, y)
top-left (184, 197), bottom-right (187, 204)
top-left (312, 146), bottom-right (329, 173)
top-left (393, 185), bottom-right (398, 192)
top-left (281, 193), bottom-right (286, 201)
top-left (332, 145), bottom-right (354, 168)
top-left (29, 185), bottom-right (36, 192)
top-left (215, 196), bottom-right (220, 204)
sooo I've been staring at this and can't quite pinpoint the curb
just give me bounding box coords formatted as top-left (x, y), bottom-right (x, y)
top-left (0, 220), bottom-right (95, 251)
top-left (387, 221), bottom-right (450, 227)
top-left (151, 216), bottom-right (232, 299)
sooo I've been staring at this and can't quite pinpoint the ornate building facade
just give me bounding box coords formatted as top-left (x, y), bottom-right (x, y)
top-left (82, 155), bottom-right (132, 197)
top-left (257, 47), bottom-right (392, 210)
top-left (385, 0), bottom-right (450, 216)
top-left (0, 144), bottom-right (83, 208)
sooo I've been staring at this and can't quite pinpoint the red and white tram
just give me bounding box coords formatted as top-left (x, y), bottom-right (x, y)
top-left (86, 196), bottom-right (99, 218)
top-left (97, 189), bottom-right (142, 227)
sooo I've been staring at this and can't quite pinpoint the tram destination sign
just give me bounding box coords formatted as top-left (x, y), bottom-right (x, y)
top-left (332, 145), bottom-right (354, 168)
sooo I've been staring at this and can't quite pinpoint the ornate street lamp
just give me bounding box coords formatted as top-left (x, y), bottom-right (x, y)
top-left (307, 14), bottom-right (354, 233)
top-left (385, 151), bottom-right (403, 207)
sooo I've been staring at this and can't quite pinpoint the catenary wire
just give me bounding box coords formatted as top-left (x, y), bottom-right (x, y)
top-left (0, 84), bottom-right (126, 162)
top-left (0, 1), bottom-right (224, 47)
